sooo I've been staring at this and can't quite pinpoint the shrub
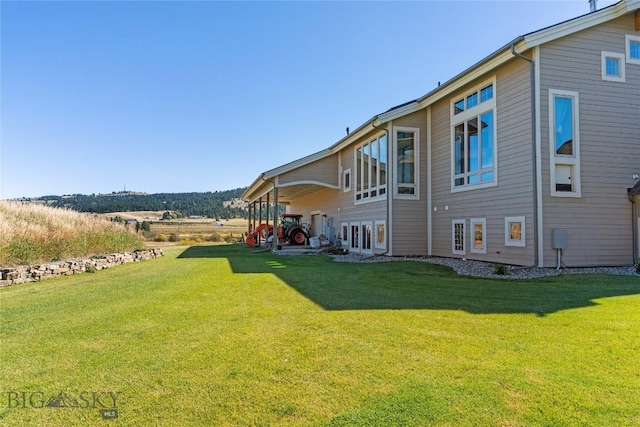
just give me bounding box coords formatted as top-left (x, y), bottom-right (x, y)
top-left (85, 263), bottom-right (97, 273)
top-left (493, 263), bottom-right (509, 275)
top-left (208, 233), bottom-right (223, 242)
top-left (143, 231), bottom-right (156, 239)
top-left (154, 234), bottom-right (169, 242)
top-left (168, 233), bottom-right (179, 242)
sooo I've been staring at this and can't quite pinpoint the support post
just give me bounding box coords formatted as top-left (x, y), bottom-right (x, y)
top-left (257, 197), bottom-right (263, 246)
top-left (252, 201), bottom-right (257, 233)
top-left (266, 192), bottom-right (270, 241)
top-left (272, 187), bottom-right (279, 251)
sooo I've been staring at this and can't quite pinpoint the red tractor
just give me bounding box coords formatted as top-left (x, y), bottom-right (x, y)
top-left (245, 214), bottom-right (308, 247)
top-left (278, 214), bottom-right (308, 245)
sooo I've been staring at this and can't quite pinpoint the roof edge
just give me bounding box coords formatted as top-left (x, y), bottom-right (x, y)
top-left (524, 0), bottom-right (637, 47)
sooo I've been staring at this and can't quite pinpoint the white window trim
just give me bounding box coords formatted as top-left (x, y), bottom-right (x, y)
top-left (625, 34), bottom-right (640, 65)
top-left (601, 51), bottom-right (626, 82)
top-left (505, 216), bottom-right (526, 247)
top-left (374, 220), bottom-right (386, 250)
top-left (393, 126), bottom-right (420, 200)
top-left (549, 89), bottom-right (581, 198)
top-left (343, 168), bottom-right (351, 192)
top-left (452, 219), bottom-right (466, 255)
top-left (450, 77), bottom-right (498, 193)
top-left (361, 221), bottom-right (373, 255)
top-left (341, 222), bottom-right (349, 248)
top-left (470, 218), bottom-right (487, 254)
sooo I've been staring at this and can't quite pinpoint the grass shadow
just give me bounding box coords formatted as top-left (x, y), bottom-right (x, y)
top-left (178, 245), bottom-right (640, 315)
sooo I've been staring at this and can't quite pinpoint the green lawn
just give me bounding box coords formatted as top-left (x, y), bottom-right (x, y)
top-left (1, 244), bottom-right (639, 426)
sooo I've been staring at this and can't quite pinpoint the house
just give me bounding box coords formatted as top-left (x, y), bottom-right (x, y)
top-left (242, 0), bottom-right (640, 268)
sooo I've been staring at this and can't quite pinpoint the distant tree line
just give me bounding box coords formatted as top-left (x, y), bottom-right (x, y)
top-left (45, 188), bottom-right (248, 219)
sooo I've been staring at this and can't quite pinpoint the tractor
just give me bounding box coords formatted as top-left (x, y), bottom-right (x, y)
top-left (277, 214), bottom-right (308, 245)
top-left (245, 213), bottom-right (308, 247)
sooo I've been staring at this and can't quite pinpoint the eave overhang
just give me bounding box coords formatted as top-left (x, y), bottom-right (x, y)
top-left (241, 149), bottom-right (340, 204)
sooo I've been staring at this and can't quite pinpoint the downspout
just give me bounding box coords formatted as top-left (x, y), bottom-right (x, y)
top-left (511, 42), bottom-right (540, 268)
top-left (628, 190), bottom-right (638, 265)
top-left (372, 118), bottom-right (391, 257)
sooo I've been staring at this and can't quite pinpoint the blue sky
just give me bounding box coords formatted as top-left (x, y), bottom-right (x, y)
top-left (0, 0), bottom-right (618, 199)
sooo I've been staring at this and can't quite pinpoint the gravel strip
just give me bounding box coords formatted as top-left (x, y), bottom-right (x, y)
top-left (328, 253), bottom-right (639, 280)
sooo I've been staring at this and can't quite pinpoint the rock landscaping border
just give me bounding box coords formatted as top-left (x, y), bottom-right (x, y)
top-left (329, 253), bottom-right (639, 279)
top-left (270, 247), bottom-right (638, 278)
top-left (0, 249), bottom-right (163, 287)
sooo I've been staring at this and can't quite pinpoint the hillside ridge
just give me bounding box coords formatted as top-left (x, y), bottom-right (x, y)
top-left (10, 188), bottom-right (249, 219)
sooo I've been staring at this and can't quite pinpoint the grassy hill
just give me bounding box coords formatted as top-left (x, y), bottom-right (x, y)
top-left (0, 201), bottom-right (144, 266)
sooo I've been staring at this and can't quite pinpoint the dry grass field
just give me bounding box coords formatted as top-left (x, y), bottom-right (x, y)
top-left (100, 212), bottom-right (248, 245)
top-left (0, 202), bottom-right (144, 266)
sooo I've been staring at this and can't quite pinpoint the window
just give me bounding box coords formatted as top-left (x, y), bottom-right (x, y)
top-left (343, 169), bottom-right (351, 192)
top-left (394, 127), bottom-right (419, 198)
top-left (451, 81), bottom-right (496, 191)
top-left (452, 220), bottom-right (465, 255)
top-left (601, 51), bottom-right (625, 82)
top-left (470, 218), bottom-right (486, 254)
top-left (626, 35), bottom-right (640, 65)
top-left (375, 220), bottom-right (386, 249)
top-left (453, 83), bottom-right (493, 115)
top-left (480, 85), bottom-right (493, 102)
top-left (341, 222), bottom-right (349, 248)
top-left (549, 89), bottom-right (581, 197)
top-left (361, 221), bottom-right (373, 254)
top-left (354, 134), bottom-right (387, 202)
top-left (505, 216), bottom-right (526, 247)
top-left (350, 222), bottom-right (360, 252)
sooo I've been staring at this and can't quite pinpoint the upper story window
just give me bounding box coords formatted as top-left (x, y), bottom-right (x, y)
top-left (451, 79), bottom-right (497, 192)
top-left (601, 51), bottom-right (625, 82)
top-left (626, 35), bottom-right (640, 65)
top-left (343, 168), bottom-right (351, 192)
top-left (394, 127), bottom-right (420, 199)
top-left (453, 83), bottom-right (494, 115)
top-left (549, 89), bottom-right (581, 197)
top-left (354, 134), bottom-right (387, 203)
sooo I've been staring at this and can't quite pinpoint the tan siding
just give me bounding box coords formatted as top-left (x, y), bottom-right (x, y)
top-left (279, 154), bottom-right (339, 186)
top-left (539, 14), bottom-right (640, 266)
top-left (391, 110), bottom-right (429, 255)
top-left (288, 188), bottom-right (343, 240)
top-left (430, 59), bottom-right (536, 266)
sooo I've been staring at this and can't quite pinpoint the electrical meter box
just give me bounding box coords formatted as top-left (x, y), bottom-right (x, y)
top-left (552, 228), bottom-right (567, 249)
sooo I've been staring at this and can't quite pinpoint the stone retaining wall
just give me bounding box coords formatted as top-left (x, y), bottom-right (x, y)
top-left (0, 249), bottom-right (163, 287)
